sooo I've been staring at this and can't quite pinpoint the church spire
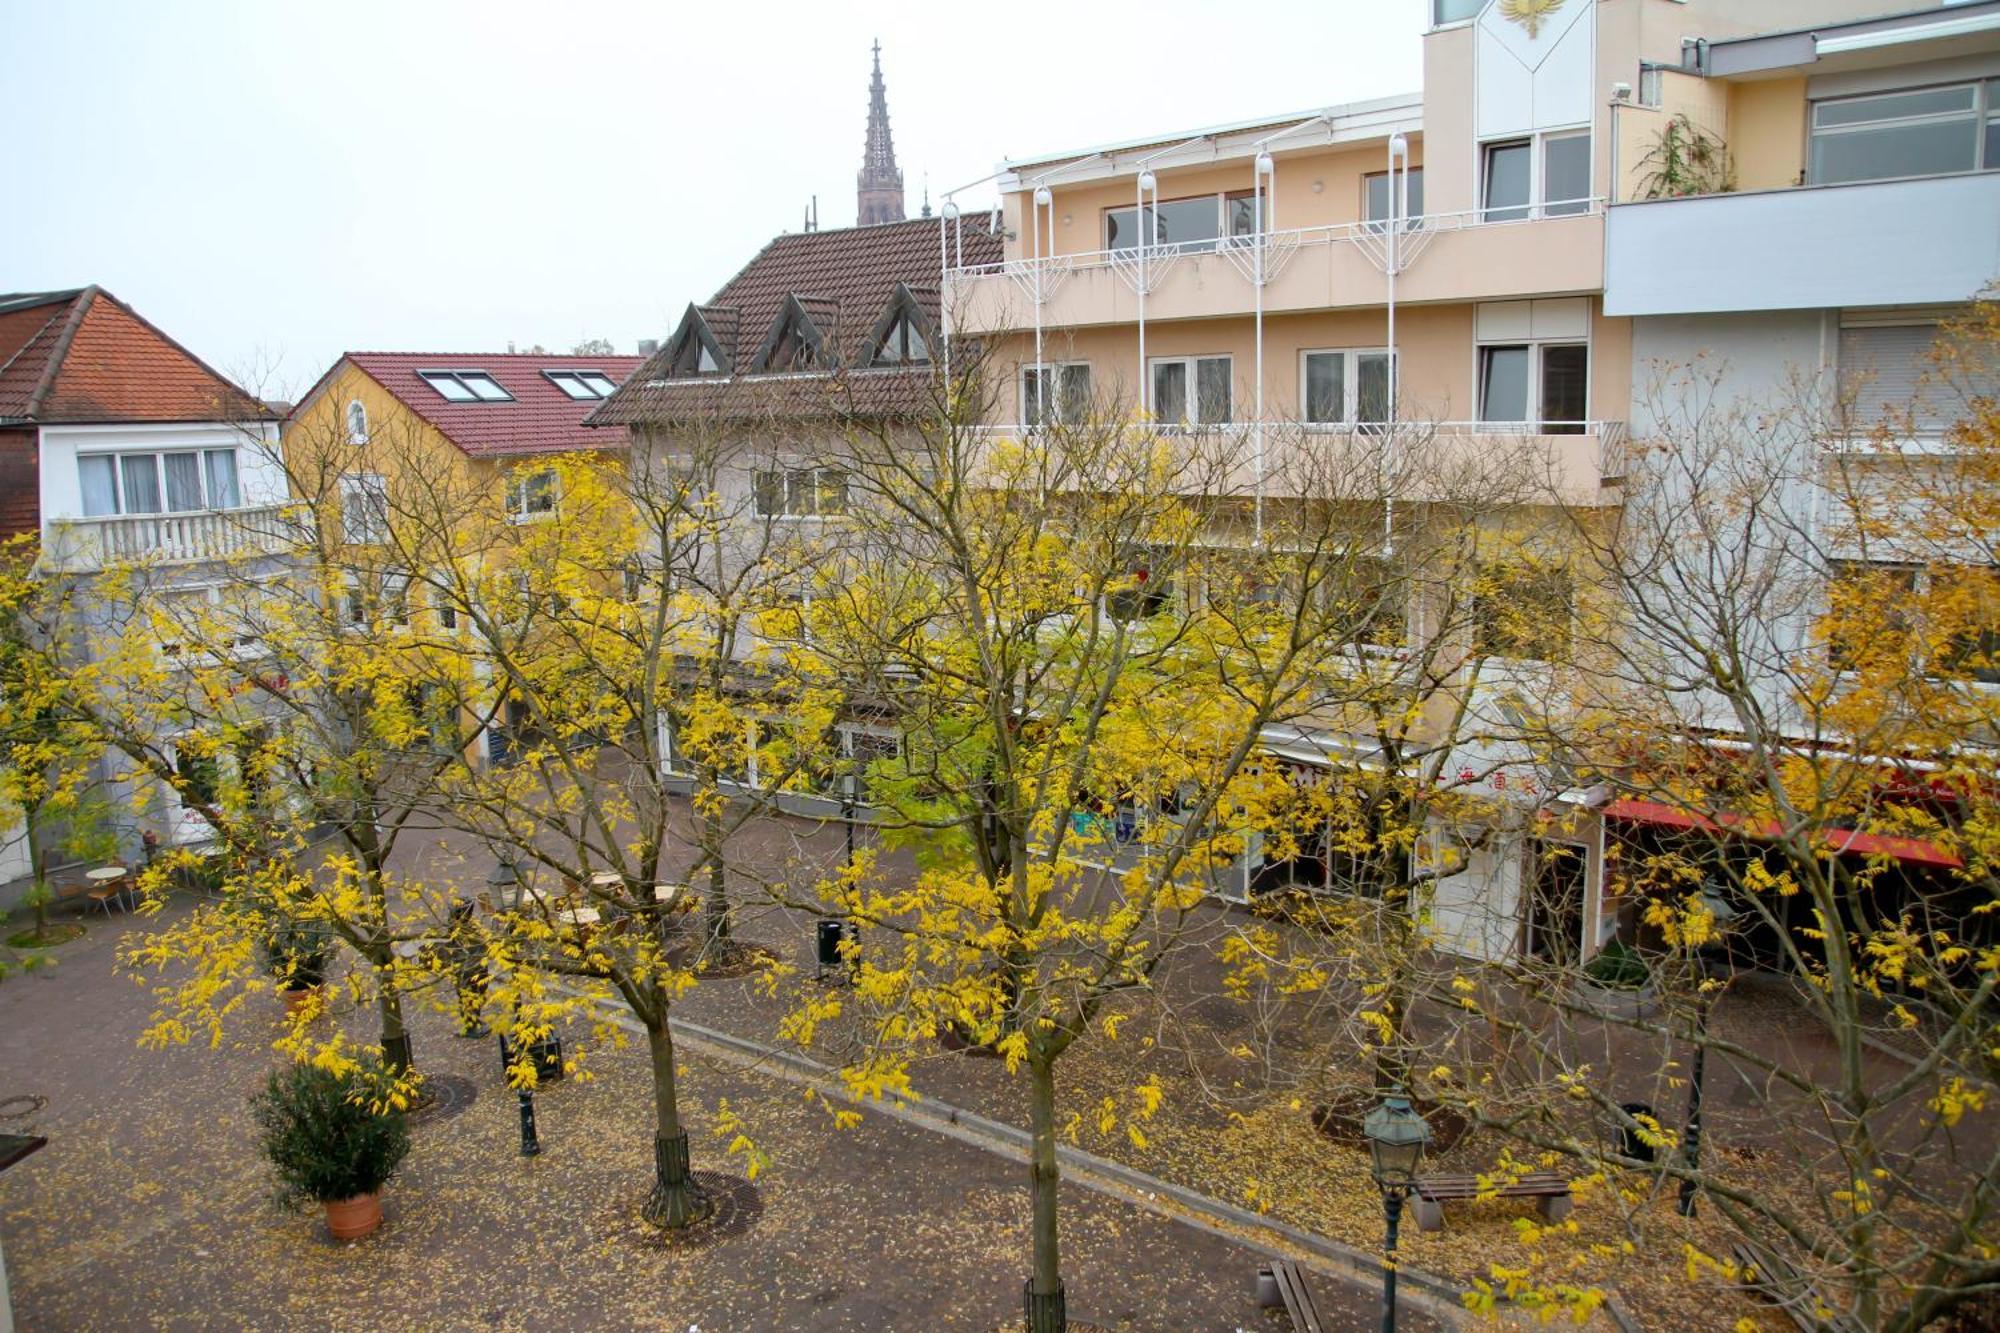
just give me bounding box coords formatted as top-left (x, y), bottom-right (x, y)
top-left (857, 39), bottom-right (905, 226)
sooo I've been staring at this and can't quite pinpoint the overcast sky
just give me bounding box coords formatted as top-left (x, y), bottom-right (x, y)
top-left (2, 0), bottom-right (1427, 399)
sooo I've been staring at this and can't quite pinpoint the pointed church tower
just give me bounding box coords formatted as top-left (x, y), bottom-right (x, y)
top-left (857, 40), bottom-right (906, 226)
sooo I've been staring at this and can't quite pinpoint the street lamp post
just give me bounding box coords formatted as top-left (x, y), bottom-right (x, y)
top-left (1679, 888), bottom-right (1739, 1218)
top-left (1363, 1090), bottom-right (1433, 1333)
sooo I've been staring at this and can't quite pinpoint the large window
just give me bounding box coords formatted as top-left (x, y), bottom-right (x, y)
top-left (1364, 168), bottom-right (1425, 226)
top-left (1834, 319), bottom-right (1996, 436)
top-left (1302, 349), bottom-right (1395, 426)
top-left (340, 473), bottom-right (390, 545)
top-left (1810, 82), bottom-right (1998, 185)
top-left (506, 468), bottom-right (558, 521)
top-left (543, 370), bottom-right (619, 400)
top-left (78, 449), bottom-right (240, 517)
top-left (1478, 342), bottom-right (1588, 432)
top-left (1482, 131), bottom-right (1592, 221)
top-left (1152, 356), bottom-right (1232, 427)
top-left (1023, 363), bottom-right (1092, 426)
top-left (753, 467), bottom-right (848, 518)
top-left (418, 370), bottom-right (513, 402)
top-left (1827, 560), bottom-right (2000, 682)
top-left (1105, 192), bottom-right (1257, 252)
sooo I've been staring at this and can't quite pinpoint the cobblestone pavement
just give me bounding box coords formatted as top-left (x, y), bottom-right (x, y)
top-left (0, 908), bottom-right (1434, 1332)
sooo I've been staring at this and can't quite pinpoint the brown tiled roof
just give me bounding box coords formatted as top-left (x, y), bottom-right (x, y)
top-left (593, 215), bottom-right (1001, 427)
top-left (0, 287), bottom-right (271, 426)
top-left (309, 353), bottom-right (646, 458)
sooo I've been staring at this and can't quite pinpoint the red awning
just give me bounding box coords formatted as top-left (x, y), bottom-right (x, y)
top-left (1603, 799), bottom-right (1962, 869)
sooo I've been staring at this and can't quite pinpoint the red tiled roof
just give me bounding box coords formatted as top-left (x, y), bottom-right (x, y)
top-left (594, 215), bottom-right (1001, 427)
top-left (0, 288), bottom-right (270, 426)
top-left (319, 353), bottom-right (645, 458)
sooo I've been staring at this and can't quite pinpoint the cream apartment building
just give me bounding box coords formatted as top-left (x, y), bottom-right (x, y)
top-left (936, 0), bottom-right (1982, 963)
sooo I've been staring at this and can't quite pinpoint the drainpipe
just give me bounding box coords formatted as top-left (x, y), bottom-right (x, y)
top-left (1384, 132), bottom-right (1410, 557)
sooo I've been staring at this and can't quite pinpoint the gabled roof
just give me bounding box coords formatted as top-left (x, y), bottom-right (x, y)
top-left (0, 287), bottom-right (271, 426)
top-left (591, 215), bottom-right (1001, 427)
top-left (295, 352), bottom-right (645, 459)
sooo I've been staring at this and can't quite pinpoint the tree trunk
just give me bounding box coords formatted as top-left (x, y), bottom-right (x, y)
top-left (703, 801), bottom-right (730, 946)
top-left (1025, 1053), bottom-right (1067, 1332)
top-left (376, 977), bottom-right (414, 1077)
top-left (25, 805), bottom-right (46, 936)
top-left (642, 1017), bottom-right (706, 1228)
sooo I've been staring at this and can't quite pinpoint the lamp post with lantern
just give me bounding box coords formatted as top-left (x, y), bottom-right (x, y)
top-left (1363, 1090), bottom-right (1432, 1333)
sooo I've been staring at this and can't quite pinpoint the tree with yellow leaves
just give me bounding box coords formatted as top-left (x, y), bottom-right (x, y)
top-left (786, 382), bottom-right (1404, 1331)
top-left (1422, 299), bottom-right (2000, 1330)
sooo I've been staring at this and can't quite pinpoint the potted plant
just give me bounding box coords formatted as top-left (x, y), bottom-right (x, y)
top-left (262, 918), bottom-right (336, 1014)
top-left (252, 1060), bottom-right (409, 1240)
top-left (1573, 938), bottom-right (1660, 1020)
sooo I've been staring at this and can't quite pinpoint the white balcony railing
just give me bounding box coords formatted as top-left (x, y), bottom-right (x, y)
top-left (964, 420), bottom-right (1629, 505)
top-left (944, 200), bottom-right (1616, 330)
top-left (42, 502), bottom-right (304, 572)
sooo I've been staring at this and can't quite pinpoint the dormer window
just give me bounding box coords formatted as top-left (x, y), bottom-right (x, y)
top-left (874, 313), bottom-right (929, 365)
top-left (419, 370), bottom-right (514, 402)
top-left (545, 370), bottom-right (620, 400)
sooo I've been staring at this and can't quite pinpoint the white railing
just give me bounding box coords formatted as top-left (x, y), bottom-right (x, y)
top-left (43, 502), bottom-right (305, 572)
top-left (944, 200), bottom-right (1606, 289)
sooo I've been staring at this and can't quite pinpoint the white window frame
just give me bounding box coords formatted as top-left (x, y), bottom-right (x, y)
top-left (751, 466), bottom-right (849, 520)
top-left (77, 447), bottom-right (242, 517)
top-left (1021, 361), bottom-right (1092, 427)
top-left (1472, 313), bottom-right (1593, 432)
top-left (506, 468), bottom-right (559, 522)
top-left (340, 473), bottom-right (390, 545)
top-left (1148, 355), bottom-right (1234, 428)
top-left (1298, 348), bottom-right (1397, 428)
top-left (1808, 80), bottom-right (1998, 185)
top-left (1478, 128), bottom-right (1593, 222)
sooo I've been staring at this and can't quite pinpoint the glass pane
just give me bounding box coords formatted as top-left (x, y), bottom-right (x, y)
top-left (876, 320), bottom-right (906, 364)
top-left (1024, 368), bottom-right (1050, 426)
top-left (1365, 168), bottom-right (1425, 223)
top-left (1226, 194), bottom-right (1259, 237)
top-left (1434, 0), bottom-right (1481, 22)
top-left (162, 453), bottom-right (204, 511)
top-left (1105, 206), bottom-right (1139, 250)
top-left (1357, 353), bottom-right (1392, 424)
top-left (78, 456), bottom-right (119, 516)
top-left (1540, 344), bottom-right (1589, 431)
top-left (753, 471), bottom-right (784, 516)
top-left (1483, 142), bottom-right (1532, 221)
top-left (1811, 119), bottom-right (1979, 183)
top-left (121, 454), bottom-right (162, 513)
top-left (425, 373), bottom-right (477, 401)
top-left (461, 373), bottom-right (511, 401)
top-left (550, 374), bottom-right (593, 399)
top-left (904, 320), bottom-right (928, 363)
top-left (1059, 364), bottom-right (1092, 422)
top-left (1305, 353), bottom-right (1345, 424)
top-left (1814, 85), bottom-right (1976, 128)
top-left (1153, 361), bottom-right (1188, 424)
top-left (581, 374), bottom-right (618, 395)
top-left (816, 468), bottom-right (848, 515)
top-left (1479, 346), bottom-right (1531, 422)
top-left (1152, 196), bottom-right (1221, 250)
top-left (1196, 357), bottom-right (1232, 424)
top-left (1543, 134), bottom-right (1591, 215)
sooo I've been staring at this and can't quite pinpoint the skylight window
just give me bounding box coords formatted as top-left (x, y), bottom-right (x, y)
top-left (419, 370), bottom-right (515, 403)
top-left (545, 370), bottom-right (620, 400)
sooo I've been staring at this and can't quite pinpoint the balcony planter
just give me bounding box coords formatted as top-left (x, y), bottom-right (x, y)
top-left (1571, 939), bottom-right (1659, 1021)
top-left (252, 1060), bottom-right (409, 1243)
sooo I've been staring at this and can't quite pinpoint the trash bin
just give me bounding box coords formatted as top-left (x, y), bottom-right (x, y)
top-left (816, 919), bottom-right (849, 970)
top-left (1618, 1103), bottom-right (1657, 1163)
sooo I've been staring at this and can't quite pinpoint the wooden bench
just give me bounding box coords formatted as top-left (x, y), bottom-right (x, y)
top-left (1254, 1258), bottom-right (1325, 1333)
top-left (1413, 1171), bottom-right (1572, 1232)
top-left (1732, 1239), bottom-right (1868, 1333)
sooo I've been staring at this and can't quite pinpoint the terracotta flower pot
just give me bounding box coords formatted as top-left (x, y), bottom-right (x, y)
top-left (324, 1192), bottom-right (382, 1240)
top-left (282, 985), bottom-right (325, 1017)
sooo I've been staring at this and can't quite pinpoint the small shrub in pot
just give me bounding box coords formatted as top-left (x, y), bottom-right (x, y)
top-left (252, 1060), bottom-right (410, 1239)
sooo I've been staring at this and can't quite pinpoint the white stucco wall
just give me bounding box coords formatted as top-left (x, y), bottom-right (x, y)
top-left (38, 421), bottom-right (286, 528)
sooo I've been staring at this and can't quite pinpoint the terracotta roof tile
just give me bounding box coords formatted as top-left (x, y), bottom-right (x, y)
top-left (333, 353), bottom-right (646, 458)
top-left (594, 215), bottom-right (1000, 427)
